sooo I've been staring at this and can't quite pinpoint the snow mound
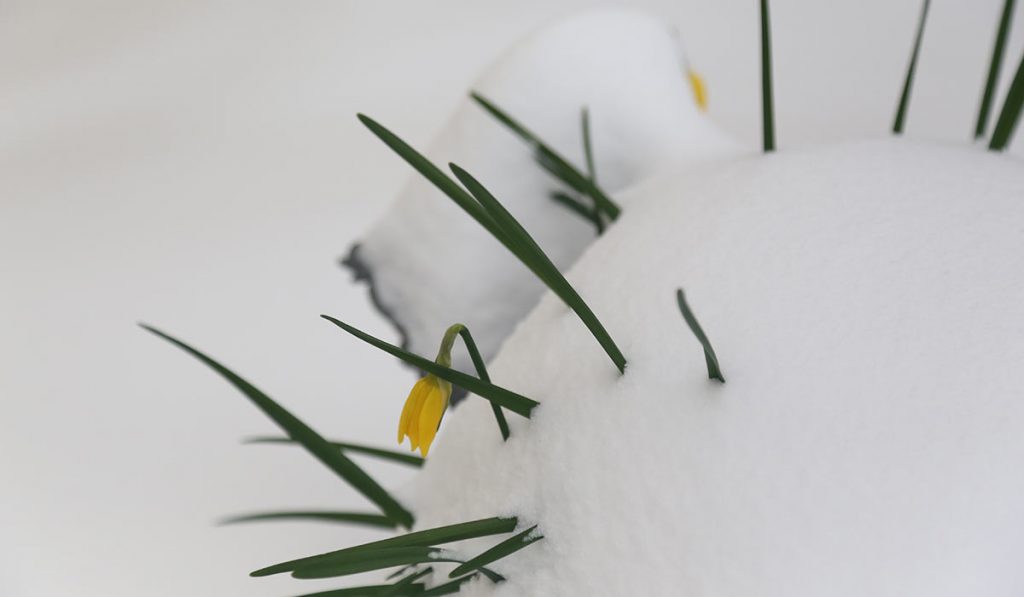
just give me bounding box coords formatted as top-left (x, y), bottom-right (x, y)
top-left (409, 139), bottom-right (1024, 596)
top-left (348, 9), bottom-right (736, 376)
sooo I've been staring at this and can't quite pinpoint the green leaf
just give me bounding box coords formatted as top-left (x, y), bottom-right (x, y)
top-left (760, 0), bottom-right (776, 151)
top-left (244, 436), bottom-right (424, 467)
top-left (449, 164), bottom-right (627, 374)
top-left (975, 0), bottom-right (1017, 139)
top-left (448, 526), bottom-right (543, 579)
top-left (356, 113), bottom-right (625, 374)
top-left (220, 511), bottom-right (397, 529)
top-left (581, 107), bottom-right (596, 183)
top-left (455, 326), bottom-right (510, 441)
top-left (292, 547), bottom-right (458, 579)
top-left (319, 316), bottom-right (538, 418)
top-left (675, 289), bottom-right (725, 383)
top-left (356, 114), bottom-right (510, 248)
top-left (357, 114), bottom-right (556, 295)
top-left (550, 191), bottom-right (598, 226)
top-left (893, 0), bottom-right (931, 134)
top-left (139, 324), bottom-right (413, 529)
top-left (990, 50), bottom-right (1024, 150)
top-left (579, 107), bottom-right (605, 235)
top-left (252, 516), bottom-right (517, 577)
top-left (384, 566), bottom-right (433, 594)
top-left (419, 575), bottom-right (479, 596)
top-left (293, 584), bottom-right (423, 597)
top-left (469, 92), bottom-right (621, 220)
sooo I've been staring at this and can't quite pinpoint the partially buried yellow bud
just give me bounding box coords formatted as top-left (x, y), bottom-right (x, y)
top-left (688, 69), bottom-right (708, 111)
top-left (397, 324), bottom-right (461, 457)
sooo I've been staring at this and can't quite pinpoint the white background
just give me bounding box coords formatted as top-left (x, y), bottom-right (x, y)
top-left (2, 1), bottom-right (1023, 595)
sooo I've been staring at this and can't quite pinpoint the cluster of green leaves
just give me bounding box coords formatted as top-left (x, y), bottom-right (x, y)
top-left (141, 324), bottom-right (415, 528)
top-left (549, 108), bottom-right (605, 233)
top-left (252, 516), bottom-right (543, 595)
top-left (896, 0), bottom-right (1022, 148)
top-left (470, 93), bottom-right (620, 224)
top-left (357, 113), bottom-right (627, 374)
top-left (143, 325), bottom-right (543, 594)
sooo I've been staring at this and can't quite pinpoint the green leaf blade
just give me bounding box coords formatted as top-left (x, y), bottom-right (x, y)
top-left (294, 584), bottom-right (422, 597)
top-left (244, 436), bottom-right (424, 467)
top-left (675, 289), bottom-right (725, 383)
top-left (220, 511), bottom-right (398, 529)
top-left (319, 316), bottom-right (538, 418)
top-left (140, 324), bottom-right (413, 529)
top-left (975, 0), bottom-right (1017, 139)
top-left (252, 516), bottom-right (517, 577)
top-left (990, 50), bottom-right (1024, 150)
top-left (469, 92), bottom-right (620, 220)
top-left (760, 0), bottom-right (776, 151)
top-left (291, 547), bottom-right (456, 580)
top-left (449, 164), bottom-right (627, 374)
top-left (893, 0), bottom-right (931, 135)
top-left (448, 526), bottom-right (543, 579)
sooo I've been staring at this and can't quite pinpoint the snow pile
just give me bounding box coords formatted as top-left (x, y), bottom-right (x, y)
top-left (408, 139), bottom-right (1024, 596)
top-left (348, 9), bottom-right (736, 375)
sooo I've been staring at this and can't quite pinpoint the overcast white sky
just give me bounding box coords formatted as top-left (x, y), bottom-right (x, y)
top-left (2, 1), bottom-right (1023, 596)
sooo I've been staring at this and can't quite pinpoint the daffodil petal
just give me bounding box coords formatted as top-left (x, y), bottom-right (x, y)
top-left (688, 69), bottom-right (707, 111)
top-left (397, 379), bottom-right (425, 444)
top-left (407, 379), bottom-right (431, 450)
top-left (417, 387), bottom-right (445, 457)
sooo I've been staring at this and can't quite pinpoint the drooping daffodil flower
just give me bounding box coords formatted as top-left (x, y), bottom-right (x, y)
top-left (397, 324), bottom-right (463, 457)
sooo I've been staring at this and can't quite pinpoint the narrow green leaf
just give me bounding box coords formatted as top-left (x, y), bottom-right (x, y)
top-left (140, 324), bottom-right (413, 529)
top-left (293, 584), bottom-right (423, 597)
top-left (456, 326), bottom-right (510, 441)
top-left (387, 566), bottom-right (433, 591)
top-left (292, 547), bottom-right (458, 579)
top-left (469, 92), bottom-right (621, 220)
top-left (319, 316), bottom-right (538, 418)
top-left (581, 107), bottom-right (596, 183)
top-left (419, 574), bottom-right (479, 596)
top-left (760, 0), bottom-right (776, 151)
top-left (357, 114), bottom-right (553, 290)
top-left (675, 289), bottom-right (725, 383)
top-left (550, 191), bottom-right (600, 227)
top-left (220, 511), bottom-right (397, 529)
top-left (385, 565), bottom-right (417, 581)
top-left (976, 0), bottom-right (1017, 139)
top-left (450, 164), bottom-right (627, 374)
top-left (893, 0), bottom-right (931, 134)
top-left (990, 50), bottom-right (1024, 150)
top-left (252, 516), bottom-right (517, 577)
top-left (448, 526), bottom-right (543, 579)
top-left (357, 114), bottom-right (494, 230)
top-left (244, 436), bottom-right (424, 467)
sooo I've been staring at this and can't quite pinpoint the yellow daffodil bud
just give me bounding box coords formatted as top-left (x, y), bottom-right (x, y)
top-left (688, 69), bottom-right (708, 111)
top-left (397, 324), bottom-right (460, 457)
top-left (397, 374), bottom-right (452, 456)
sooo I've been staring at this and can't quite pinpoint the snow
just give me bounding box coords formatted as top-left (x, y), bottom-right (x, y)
top-left (7, 2), bottom-right (1024, 596)
top-left (407, 139), bottom-right (1024, 596)
top-left (351, 10), bottom-right (737, 375)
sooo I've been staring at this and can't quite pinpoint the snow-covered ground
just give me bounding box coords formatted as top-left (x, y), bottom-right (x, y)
top-left (2, 2), bottom-right (1023, 596)
top-left (415, 139), bottom-right (1024, 595)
